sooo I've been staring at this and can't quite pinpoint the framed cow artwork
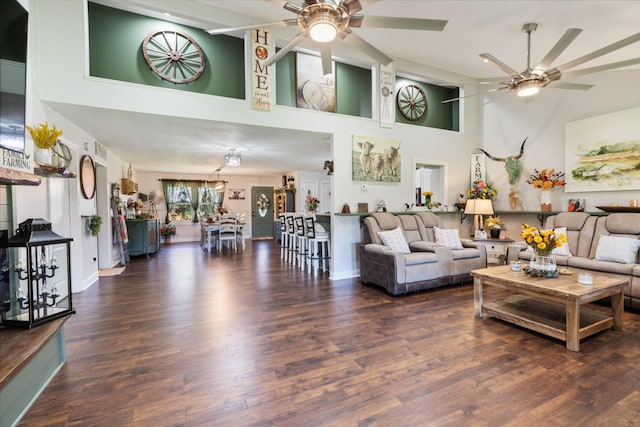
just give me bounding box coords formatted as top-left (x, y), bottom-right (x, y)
top-left (352, 135), bottom-right (401, 183)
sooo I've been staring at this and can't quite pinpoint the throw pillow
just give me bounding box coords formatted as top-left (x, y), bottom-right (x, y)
top-left (595, 235), bottom-right (640, 264)
top-left (434, 226), bottom-right (464, 250)
top-left (377, 227), bottom-right (411, 254)
top-left (551, 227), bottom-right (572, 257)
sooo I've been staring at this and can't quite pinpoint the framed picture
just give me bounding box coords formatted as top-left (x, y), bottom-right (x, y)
top-left (565, 106), bottom-right (640, 192)
top-left (228, 189), bottom-right (245, 200)
top-left (357, 203), bottom-right (369, 213)
top-left (352, 135), bottom-right (401, 183)
top-left (296, 52), bottom-right (336, 112)
top-left (568, 198), bottom-right (585, 212)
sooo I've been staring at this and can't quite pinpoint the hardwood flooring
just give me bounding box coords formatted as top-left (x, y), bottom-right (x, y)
top-left (17, 241), bottom-right (640, 426)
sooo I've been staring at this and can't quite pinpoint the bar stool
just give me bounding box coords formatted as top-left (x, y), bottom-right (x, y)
top-left (285, 214), bottom-right (297, 263)
top-left (279, 214), bottom-right (289, 260)
top-left (294, 215), bottom-right (309, 269)
top-left (304, 216), bottom-right (330, 275)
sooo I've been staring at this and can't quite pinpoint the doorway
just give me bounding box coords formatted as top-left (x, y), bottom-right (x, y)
top-left (251, 186), bottom-right (274, 239)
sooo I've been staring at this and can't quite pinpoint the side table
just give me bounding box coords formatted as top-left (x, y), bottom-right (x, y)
top-left (473, 237), bottom-right (515, 265)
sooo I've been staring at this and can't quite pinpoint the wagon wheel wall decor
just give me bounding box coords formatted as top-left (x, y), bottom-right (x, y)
top-left (396, 84), bottom-right (427, 121)
top-left (142, 30), bottom-right (205, 84)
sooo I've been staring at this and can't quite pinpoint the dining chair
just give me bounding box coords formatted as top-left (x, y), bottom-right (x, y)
top-left (285, 214), bottom-right (296, 263)
top-left (279, 214), bottom-right (289, 260)
top-left (217, 217), bottom-right (237, 252)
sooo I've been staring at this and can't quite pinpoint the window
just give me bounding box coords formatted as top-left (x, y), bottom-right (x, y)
top-left (168, 186), bottom-right (193, 221)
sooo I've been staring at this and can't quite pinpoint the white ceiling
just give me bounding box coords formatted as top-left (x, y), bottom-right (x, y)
top-left (59, 0), bottom-right (640, 175)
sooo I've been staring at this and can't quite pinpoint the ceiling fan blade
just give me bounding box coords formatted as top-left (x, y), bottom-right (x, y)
top-left (479, 53), bottom-right (523, 78)
top-left (548, 82), bottom-right (594, 91)
top-left (283, 1), bottom-right (304, 13)
top-left (441, 87), bottom-right (505, 103)
top-left (265, 33), bottom-right (306, 67)
top-left (535, 28), bottom-right (582, 71)
top-left (561, 57), bottom-right (640, 78)
top-left (359, 16), bottom-right (447, 31)
top-left (206, 19), bottom-right (296, 35)
top-left (340, 0), bottom-right (363, 15)
top-left (343, 31), bottom-right (393, 65)
top-left (556, 31), bottom-right (640, 72)
top-left (320, 44), bottom-right (333, 75)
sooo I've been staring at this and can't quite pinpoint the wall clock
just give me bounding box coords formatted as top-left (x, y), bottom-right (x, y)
top-left (80, 155), bottom-right (96, 199)
top-left (396, 84), bottom-right (427, 121)
top-left (142, 30), bottom-right (205, 84)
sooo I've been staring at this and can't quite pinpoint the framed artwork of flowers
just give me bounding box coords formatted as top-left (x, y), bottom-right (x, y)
top-left (565, 106), bottom-right (640, 192)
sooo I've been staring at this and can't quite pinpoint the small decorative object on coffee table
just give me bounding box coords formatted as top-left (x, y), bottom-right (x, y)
top-left (520, 223), bottom-right (567, 277)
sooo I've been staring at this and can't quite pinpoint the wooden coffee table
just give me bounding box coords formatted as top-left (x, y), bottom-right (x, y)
top-left (471, 265), bottom-right (627, 351)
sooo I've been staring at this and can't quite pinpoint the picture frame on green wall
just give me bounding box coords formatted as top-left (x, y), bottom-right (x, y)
top-left (296, 53), bottom-right (336, 113)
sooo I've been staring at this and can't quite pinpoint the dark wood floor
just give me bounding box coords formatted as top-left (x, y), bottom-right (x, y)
top-left (18, 241), bottom-right (640, 426)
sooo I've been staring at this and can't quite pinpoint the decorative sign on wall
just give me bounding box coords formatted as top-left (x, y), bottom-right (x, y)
top-left (470, 153), bottom-right (486, 186)
top-left (2, 147), bottom-right (33, 173)
top-left (296, 53), bottom-right (336, 112)
top-left (565, 106), bottom-right (640, 192)
top-left (251, 28), bottom-right (274, 112)
top-left (352, 135), bottom-right (401, 183)
top-left (379, 63), bottom-right (395, 128)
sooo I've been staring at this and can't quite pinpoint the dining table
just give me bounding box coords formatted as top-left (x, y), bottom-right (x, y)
top-left (201, 221), bottom-right (246, 252)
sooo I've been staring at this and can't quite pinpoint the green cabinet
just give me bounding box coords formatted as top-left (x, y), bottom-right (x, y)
top-left (125, 219), bottom-right (159, 257)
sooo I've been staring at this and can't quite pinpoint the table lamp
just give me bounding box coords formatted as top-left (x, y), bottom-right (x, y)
top-left (464, 199), bottom-right (494, 238)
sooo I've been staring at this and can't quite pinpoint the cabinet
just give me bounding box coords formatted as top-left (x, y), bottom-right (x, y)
top-left (125, 219), bottom-right (159, 257)
top-left (275, 189), bottom-right (295, 216)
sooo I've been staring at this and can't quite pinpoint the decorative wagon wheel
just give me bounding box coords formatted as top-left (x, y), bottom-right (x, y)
top-left (396, 84), bottom-right (427, 121)
top-left (142, 30), bottom-right (205, 84)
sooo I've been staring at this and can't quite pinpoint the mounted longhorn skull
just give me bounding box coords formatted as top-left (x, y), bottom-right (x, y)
top-left (478, 137), bottom-right (528, 185)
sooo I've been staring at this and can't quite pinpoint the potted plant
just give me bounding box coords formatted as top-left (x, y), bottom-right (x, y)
top-left (89, 215), bottom-right (102, 237)
top-left (25, 121), bottom-right (63, 165)
top-left (160, 223), bottom-right (176, 243)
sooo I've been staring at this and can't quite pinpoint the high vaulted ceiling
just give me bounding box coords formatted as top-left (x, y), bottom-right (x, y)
top-left (59, 1), bottom-right (640, 175)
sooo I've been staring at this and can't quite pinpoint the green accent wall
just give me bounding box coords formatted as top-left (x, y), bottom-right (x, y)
top-left (395, 78), bottom-right (458, 131)
top-left (87, 2), bottom-right (458, 130)
top-left (88, 2), bottom-right (245, 98)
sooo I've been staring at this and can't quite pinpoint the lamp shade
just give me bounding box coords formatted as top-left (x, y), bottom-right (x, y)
top-left (464, 199), bottom-right (494, 215)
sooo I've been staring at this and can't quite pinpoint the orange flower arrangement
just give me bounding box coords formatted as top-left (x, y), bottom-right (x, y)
top-left (526, 168), bottom-right (565, 189)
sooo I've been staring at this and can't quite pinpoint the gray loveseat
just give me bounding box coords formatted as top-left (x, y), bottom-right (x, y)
top-left (507, 212), bottom-right (640, 310)
top-left (360, 212), bottom-right (487, 295)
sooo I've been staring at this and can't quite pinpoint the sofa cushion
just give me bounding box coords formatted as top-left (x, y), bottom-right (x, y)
top-left (377, 227), bottom-right (410, 254)
top-left (452, 247), bottom-right (482, 260)
top-left (595, 235), bottom-right (640, 264)
top-left (434, 226), bottom-right (463, 249)
top-left (568, 257), bottom-right (635, 275)
top-left (404, 252), bottom-right (439, 266)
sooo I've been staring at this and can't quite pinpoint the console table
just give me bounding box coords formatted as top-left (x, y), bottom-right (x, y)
top-left (125, 219), bottom-right (159, 257)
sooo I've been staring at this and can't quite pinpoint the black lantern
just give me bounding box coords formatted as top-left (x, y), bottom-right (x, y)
top-left (2, 218), bottom-right (74, 329)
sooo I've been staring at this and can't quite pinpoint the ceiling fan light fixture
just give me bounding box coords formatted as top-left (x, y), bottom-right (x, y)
top-left (224, 149), bottom-right (241, 167)
top-left (517, 81), bottom-right (540, 97)
top-left (309, 15), bottom-right (338, 42)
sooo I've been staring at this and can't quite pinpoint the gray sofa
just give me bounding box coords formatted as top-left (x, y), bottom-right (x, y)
top-left (360, 212), bottom-right (487, 295)
top-left (507, 212), bottom-right (640, 310)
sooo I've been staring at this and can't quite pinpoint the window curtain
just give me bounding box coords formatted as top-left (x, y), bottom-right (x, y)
top-left (161, 179), bottom-right (180, 224)
top-left (184, 181), bottom-right (201, 223)
top-left (212, 181), bottom-right (226, 213)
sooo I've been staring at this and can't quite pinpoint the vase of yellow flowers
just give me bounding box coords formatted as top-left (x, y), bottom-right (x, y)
top-left (26, 122), bottom-right (63, 166)
top-left (520, 224), bottom-right (567, 277)
top-left (526, 168), bottom-right (565, 212)
top-left (422, 190), bottom-right (433, 206)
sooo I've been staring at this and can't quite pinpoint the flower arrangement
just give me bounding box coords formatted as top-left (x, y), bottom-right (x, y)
top-left (160, 223), bottom-right (176, 237)
top-left (306, 192), bottom-right (319, 212)
top-left (126, 198), bottom-right (144, 210)
top-left (25, 122), bottom-right (63, 149)
top-left (526, 168), bottom-right (566, 190)
top-left (484, 216), bottom-right (502, 230)
top-left (422, 191), bottom-right (433, 198)
top-left (468, 181), bottom-right (497, 199)
top-left (520, 223), bottom-right (567, 256)
top-left (428, 200), bottom-right (442, 210)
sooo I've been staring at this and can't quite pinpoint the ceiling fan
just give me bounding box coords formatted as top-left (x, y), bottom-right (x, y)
top-left (444, 23), bottom-right (640, 103)
top-left (206, 0), bottom-right (448, 75)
